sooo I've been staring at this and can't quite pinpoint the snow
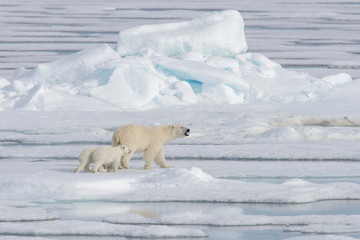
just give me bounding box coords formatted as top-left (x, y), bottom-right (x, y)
top-left (0, 237), bottom-right (55, 240)
top-left (1, 4), bottom-right (360, 240)
top-left (2, 158), bottom-right (359, 204)
top-left (0, 203), bottom-right (59, 222)
top-left (0, 220), bottom-right (206, 238)
top-left (104, 210), bottom-right (360, 236)
top-left (0, 153), bottom-right (359, 237)
top-left (286, 236), bottom-right (359, 240)
top-left (1, 113), bottom-right (359, 239)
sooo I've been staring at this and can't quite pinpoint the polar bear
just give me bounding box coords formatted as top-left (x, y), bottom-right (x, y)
top-left (112, 124), bottom-right (190, 169)
top-left (91, 145), bottom-right (132, 173)
top-left (74, 145), bottom-right (131, 173)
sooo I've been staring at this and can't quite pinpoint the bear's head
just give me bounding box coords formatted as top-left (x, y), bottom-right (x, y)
top-left (170, 125), bottom-right (190, 138)
top-left (119, 145), bottom-right (132, 155)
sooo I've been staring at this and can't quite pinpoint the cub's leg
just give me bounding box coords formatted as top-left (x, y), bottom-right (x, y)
top-left (74, 161), bottom-right (87, 173)
top-left (84, 162), bottom-right (91, 172)
top-left (98, 165), bottom-right (108, 173)
top-left (75, 147), bottom-right (96, 173)
top-left (112, 157), bottom-right (121, 172)
top-left (121, 151), bottom-right (135, 169)
top-left (92, 158), bottom-right (105, 173)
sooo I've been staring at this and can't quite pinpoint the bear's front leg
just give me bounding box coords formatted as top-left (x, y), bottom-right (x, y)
top-left (112, 158), bottom-right (121, 172)
top-left (154, 146), bottom-right (170, 168)
top-left (121, 151), bottom-right (134, 169)
top-left (143, 146), bottom-right (160, 170)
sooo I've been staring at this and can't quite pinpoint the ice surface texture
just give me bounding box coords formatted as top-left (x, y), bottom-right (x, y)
top-left (0, 220), bottom-right (206, 238)
top-left (116, 9), bottom-right (248, 57)
top-left (1, 10), bottom-right (358, 111)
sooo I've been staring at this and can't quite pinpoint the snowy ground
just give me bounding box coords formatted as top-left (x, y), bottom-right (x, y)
top-left (1, 0), bottom-right (360, 239)
top-left (1, 108), bottom-right (360, 239)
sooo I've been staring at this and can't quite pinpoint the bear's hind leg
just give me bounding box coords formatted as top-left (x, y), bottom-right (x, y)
top-left (92, 160), bottom-right (104, 173)
top-left (74, 160), bottom-right (87, 173)
top-left (98, 165), bottom-right (108, 173)
top-left (84, 162), bottom-right (91, 172)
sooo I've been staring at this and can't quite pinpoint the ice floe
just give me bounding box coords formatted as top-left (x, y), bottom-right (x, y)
top-left (1, 10), bottom-right (358, 111)
top-left (0, 220), bottom-right (205, 238)
top-left (0, 202), bottom-right (59, 222)
top-left (104, 210), bottom-right (360, 233)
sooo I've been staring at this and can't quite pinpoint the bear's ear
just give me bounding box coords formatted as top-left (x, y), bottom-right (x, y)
top-left (170, 125), bottom-right (175, 129)
top-left (121, 146), bottom-right (125, 150)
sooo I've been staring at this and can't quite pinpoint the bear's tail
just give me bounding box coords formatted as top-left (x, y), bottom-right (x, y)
top-left (112, 132), bottom-right (121, 146)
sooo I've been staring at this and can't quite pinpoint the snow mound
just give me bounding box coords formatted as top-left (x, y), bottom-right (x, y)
top-left (116, 9), bottom-right (247, 57)
top-left (139, 167), bottom-right (215, 184)
top-left (0, 10), bottom-right (358, 111)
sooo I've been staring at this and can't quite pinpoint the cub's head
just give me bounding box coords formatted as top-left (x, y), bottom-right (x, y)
top-left (119, 145), bottom-right (132, 155)
top-left (170, 124), bottom-right (190, 138)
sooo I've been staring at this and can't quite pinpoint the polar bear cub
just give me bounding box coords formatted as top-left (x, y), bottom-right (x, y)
top-left (112, 124), bottom-right (190, 169)
top-left (74, 145), bottom-right (131, 173)
top-left (91, 145), bottom-right (132, 173)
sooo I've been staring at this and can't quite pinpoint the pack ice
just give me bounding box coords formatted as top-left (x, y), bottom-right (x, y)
top-left (1, 9), bottom-right (357, 111)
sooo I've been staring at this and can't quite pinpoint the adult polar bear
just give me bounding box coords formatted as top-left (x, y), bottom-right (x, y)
top-left (112, 124), bottom-right (190, 169)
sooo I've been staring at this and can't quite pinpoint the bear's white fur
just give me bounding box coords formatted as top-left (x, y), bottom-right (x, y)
top-left (74, 145), bottom-right (131, 173)
top-left (74, 147), bottom-right (97, 173)
top-left (91, 145), bottom-right (132, 173)
top-left (112, 124), bottom-right (190, 169)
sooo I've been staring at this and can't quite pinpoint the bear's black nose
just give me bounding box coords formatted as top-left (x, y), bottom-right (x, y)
top-left (185, 128), bottom-right (190, 136)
